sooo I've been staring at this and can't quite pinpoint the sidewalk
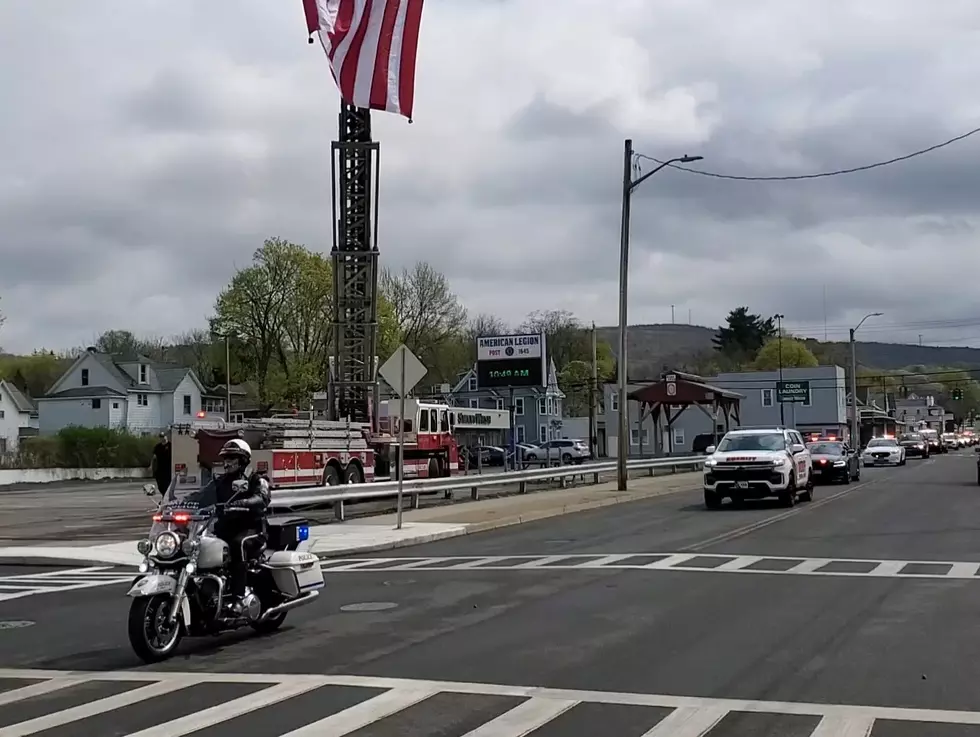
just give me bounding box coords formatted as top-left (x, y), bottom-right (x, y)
top-left (0, 471), bottom-right (700, 566)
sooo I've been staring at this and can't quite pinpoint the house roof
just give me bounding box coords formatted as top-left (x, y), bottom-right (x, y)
top-left (41, 386), bottom-right (128, 400)
top-left (46, 350), bottom-right (203, 397)
top-left (0, 380), bottom-right (37, 413)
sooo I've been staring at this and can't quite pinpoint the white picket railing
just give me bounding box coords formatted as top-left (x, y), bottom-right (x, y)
top-left (270, 456), bottom-right (705, 520)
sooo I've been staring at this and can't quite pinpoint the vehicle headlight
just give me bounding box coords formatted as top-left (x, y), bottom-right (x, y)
top-left (772, 457), bottom-right (788, 467)
top-left (181, 538), bottom-right (200, 556)
top-left (153, 531), bottom-right (180, 558)
top-left (703, 458), bottom-right (717, 468)
top-left (136, 539), bottom-right (152, 556)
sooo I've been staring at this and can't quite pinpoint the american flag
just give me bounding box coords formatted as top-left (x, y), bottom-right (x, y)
top-left (302, 0), bottom-right (424, 120)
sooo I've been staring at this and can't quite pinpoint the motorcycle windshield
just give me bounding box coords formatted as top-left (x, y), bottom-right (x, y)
top-left (161, 477), bottom-right (219, 513)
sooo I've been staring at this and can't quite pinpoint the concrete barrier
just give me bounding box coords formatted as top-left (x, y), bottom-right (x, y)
top-left (0, 467), bottom-right (148, 487)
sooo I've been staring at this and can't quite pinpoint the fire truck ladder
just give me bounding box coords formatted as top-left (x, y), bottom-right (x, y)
top-left (329, 104), bottom-right (380, 426)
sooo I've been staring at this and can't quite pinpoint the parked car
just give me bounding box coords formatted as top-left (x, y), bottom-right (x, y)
top-left (807, 440), bottom-right (860, 483)
top-left (861, 437), bottom-right (906, 467)
top-left (942, 433), bottom-right (962, 449)
top-left (898, 433), bottom-right (929, 458)
top-left (523, 439), bottom-right (589, 465)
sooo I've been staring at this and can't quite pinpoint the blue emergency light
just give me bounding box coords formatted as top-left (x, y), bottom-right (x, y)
top-left (296, 524), bottom-right (310, 542)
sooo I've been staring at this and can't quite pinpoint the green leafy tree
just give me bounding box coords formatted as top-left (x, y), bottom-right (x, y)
top-left (752, 337), bottom-right (819, 370)
top-left (0, 351), bottom-right (71, 397)
top-left (713, 307), bottom-right (776, 364)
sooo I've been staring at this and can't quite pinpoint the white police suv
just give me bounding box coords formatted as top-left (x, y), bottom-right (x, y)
top-left (702, 427), bottom-right (813, 509)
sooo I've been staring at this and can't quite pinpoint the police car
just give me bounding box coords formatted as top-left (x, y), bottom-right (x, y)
top-left (702, 427), bottom-right (813, 509)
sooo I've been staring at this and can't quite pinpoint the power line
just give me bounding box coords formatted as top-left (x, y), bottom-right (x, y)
top-left (635, 125), bottom-right (980, 182)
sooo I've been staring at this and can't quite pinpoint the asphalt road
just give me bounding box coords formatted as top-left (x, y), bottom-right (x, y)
top-left (2, 452), bottom-right (980, 735)
top-left (0, 462), bottom-right (618, 545)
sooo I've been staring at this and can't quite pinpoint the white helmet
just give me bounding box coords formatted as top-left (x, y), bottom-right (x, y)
top-left (218, 438), bottom-right (252, 462)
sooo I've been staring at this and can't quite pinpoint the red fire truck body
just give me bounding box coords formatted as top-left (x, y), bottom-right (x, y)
top-left (169, 400), bottom-right (507, 490)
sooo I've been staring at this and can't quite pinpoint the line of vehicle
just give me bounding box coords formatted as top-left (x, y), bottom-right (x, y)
top-left (682, 461), bottom-right (931, 553)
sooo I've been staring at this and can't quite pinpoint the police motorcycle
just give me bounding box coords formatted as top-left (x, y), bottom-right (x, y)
top-left (127, 476), bottom-right (324, 663)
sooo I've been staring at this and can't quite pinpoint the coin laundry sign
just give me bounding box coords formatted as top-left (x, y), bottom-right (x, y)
top-left (476, 334), bottom-right (543, 361)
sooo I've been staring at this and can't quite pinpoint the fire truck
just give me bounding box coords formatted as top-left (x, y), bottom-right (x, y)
top-left (170, 400), bottom-right (509, 490)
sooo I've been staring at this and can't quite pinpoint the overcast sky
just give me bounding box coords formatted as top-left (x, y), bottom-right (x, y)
top-left (2, 0), bottom-right (980, 354)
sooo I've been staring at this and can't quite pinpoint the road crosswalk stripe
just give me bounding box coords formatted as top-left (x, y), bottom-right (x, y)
top-left (317, 552), bottom-right (980, 581)
top-left (0, 566), bottom-right (134, 603)
top-left (0, 668), bottom-right (978, 735)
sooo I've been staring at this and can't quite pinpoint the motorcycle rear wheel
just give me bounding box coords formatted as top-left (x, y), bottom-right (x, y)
top-left (128, 594), bottom-right (184, 663)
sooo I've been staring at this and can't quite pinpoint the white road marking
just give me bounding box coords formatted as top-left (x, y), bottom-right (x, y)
top-left (316, 553), bottom-right (980, 581)
top-left (0, 668), bottom-right (976, 734)
top-left (0, 566), bottom-right (134, 603)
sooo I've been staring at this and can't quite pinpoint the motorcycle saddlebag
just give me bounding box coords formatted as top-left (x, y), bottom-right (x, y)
top-left (265, 550), bottom-right (324, 597)
top-left (266, 516), bottom-right (311, 551)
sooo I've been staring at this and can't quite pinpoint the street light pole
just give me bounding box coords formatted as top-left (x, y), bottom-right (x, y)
top-left (775, 313), bottom-right (785, 425)
top-left (849, 312), bottom-right (883, 449)
top-left (616, 140), bottom-right (703, 491)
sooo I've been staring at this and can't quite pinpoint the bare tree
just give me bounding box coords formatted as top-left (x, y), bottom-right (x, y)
top-left (380, 262), bottom-right (467, 376)
top-left (520, 309), bottom-right (589, 370)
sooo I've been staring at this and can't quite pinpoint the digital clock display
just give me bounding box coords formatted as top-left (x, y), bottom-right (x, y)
top-left (476, 357), bottom-right (543, 388)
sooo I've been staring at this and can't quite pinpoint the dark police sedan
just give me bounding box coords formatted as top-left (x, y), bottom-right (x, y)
top-left (806, 441), bottom-right (860, 484)
top-left (898, 433), bottom-right (929, 458)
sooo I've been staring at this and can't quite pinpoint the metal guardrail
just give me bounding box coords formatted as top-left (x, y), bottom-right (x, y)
top-left (271, 456), bottom-right (705, 521)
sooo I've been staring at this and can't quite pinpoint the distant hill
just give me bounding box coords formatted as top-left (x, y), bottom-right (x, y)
top-left (597, 324), bottom-right (980, 376)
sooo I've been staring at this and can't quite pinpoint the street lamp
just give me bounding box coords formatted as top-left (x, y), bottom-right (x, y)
top-left (774, 313), bottom-right (785, 425)
top-left (849, 312), bottom-right (883, 449)
top-left (616, 140), bottom-right (703, 491)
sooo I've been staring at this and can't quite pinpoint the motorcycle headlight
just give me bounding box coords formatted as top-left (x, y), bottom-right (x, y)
top-left (154, 531), bottom-right (180, 558)
top-left (136, 539), bottom-right (152, 556)
top-left (181, 538), bottom-right (200, 556)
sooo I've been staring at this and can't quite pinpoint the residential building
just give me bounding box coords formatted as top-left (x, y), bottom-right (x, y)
top-left (0, 380), bottom-right (38, 453)
top-left (603, 365), bottom-right (849, 455)
top-left (448, 360), bottom-right (565, 445)
top-left (37, 348), bottom-right (209, 435)
top-left (893, 395), bottom-right (949, 432)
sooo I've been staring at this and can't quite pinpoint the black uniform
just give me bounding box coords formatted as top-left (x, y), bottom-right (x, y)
top-left (213, 469), bottom-right (271, 598)
top-left (152, 440), bottom-right (172, 495)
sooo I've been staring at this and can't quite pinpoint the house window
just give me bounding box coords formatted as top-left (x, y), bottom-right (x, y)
top-left (112, 403), bottom-right (119, 409)
top-left (183, 395), bottom-right (192, 415)
top-left (610, 392), bottom-right (619, 412)
top-left (673, 428), bottom-right (686, 447)
top-left (538, 424), bottom-right (548, 443)
top-left (0, 410), bottom-right (4, 419)
top-left (629, 428), bottom-right (650, 445)
top-left (469, 398), bottom-right (479, 409)
top-left (555, 399), bottom-right (562, 417)
top-left (81, 369), bottom-right (89, 386)
top-left (516, 425), bottom-right (526, 443)
top-left (495, 398), bottom-right (504, 410)
top-left (468, 376), bottom-right (477, 392)
top-left (538, 398), bottom-right (547, 416)
top-left (137, 393), bottom-right (148, 406)
top-left (762, 389), bottom-right (774, 407)
top-left (92, 399), bottom-right (101, 409)
top-left (139, 365), bottom-right (148, 383)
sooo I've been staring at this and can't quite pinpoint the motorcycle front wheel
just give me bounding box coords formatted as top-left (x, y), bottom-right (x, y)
top-left (128, 594), bottom-right (184, 663)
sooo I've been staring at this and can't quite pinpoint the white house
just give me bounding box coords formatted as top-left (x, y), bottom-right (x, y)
top-left (36, 348), bottom-right (208, 436)
top-left (0, 380), bottom-right (38, 453)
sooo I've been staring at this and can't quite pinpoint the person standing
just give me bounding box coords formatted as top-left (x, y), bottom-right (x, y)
top-left (150, 432), bottom-right (172, 495)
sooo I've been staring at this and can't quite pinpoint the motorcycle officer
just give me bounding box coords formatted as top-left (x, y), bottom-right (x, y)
top-left (213, 439), bottom-right (271, 614)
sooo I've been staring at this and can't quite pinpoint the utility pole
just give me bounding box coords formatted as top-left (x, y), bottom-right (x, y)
top-left (224, 335), bottom-right (232, 422)
top-left (775, 313), bottom-right (785, 425)
top-left (850, 312), bottom-right (883, 449)
top-left (671, 305), bottom-right (675, 324)
top-left (616, 139), bottom-right (703, 491)
top-left (588, 322), bottom-right (598, 460)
